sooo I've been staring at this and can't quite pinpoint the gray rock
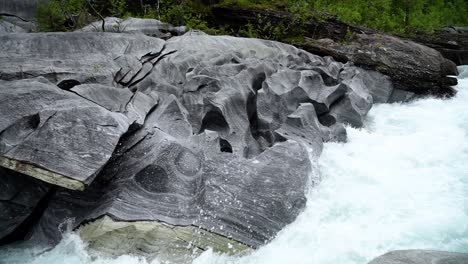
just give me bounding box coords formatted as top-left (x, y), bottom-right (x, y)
top-left (0, 20), bottom-right (27, 33)
top-left (0, 0), bottom-right (38, 31)
top-left (0, 167), bottom-right (49, 243)
top-left (0, 78), bottom-right (155, 190)
top-left (78, 17), bottom-right (186, 39)
top-left (31, 99), bottom-right (311, 252)
top-left (299, 34), bottom-right (458, 96)
top-left (0, 32), bottom-right (395, 258)
top-left (0, 0), bottom-right (38, 22)
top-left (0, 32), bottom-right (165, 87)
top-left (388, 88), bottom-right (418, 103)
top-left (368, 250), bottom-right (468, 264)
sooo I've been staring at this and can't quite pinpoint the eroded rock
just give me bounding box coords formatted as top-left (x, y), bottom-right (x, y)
top-left (0, 78), bottom-right (157, 190)
top-left (0, 32), bottom-right (396, 259)
top-left (0, 167), bottom-right (50, 244)
top-left (299, 34), bottom-right (458, 96)
top-left (0, 32), bottom-right (165, 87)
top-left (368, 250), bottom-right (468, 264)
top-left (78, 17), bottom-right (186, 39)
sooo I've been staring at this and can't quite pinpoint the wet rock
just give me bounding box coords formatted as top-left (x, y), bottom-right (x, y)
top-left (368, 250), bottom-right (468, 264)
top-left (78, 216), bottom-right (251, 262)
top-left (0, 32), bottom-right (394, 258)
top-left (0, 167), bottom-right (50, 244)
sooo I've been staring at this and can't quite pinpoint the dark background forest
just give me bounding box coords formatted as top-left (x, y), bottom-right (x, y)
top-left (35, 0), bottom-right (468, 37)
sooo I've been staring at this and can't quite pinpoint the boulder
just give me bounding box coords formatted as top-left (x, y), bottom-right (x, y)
top-left (298, 34), bottom-right (458, 96)
top-left (0, 167), bottom-right (50, 244)
top-left (0, 78), bottom-right (157, 190)
top-left (0, 0), bottom-right (38, 31)
top-left (410, 29), bottom-right (468, 66)
top-left (0, 32), bottom-right (166, 87)
top-left (368, 250), bottom-right (468, 264)
top-left (0, 0), bottom-right (38, 21)
top-left (30, 101), bottom-right (312, 260)
top-left (211, 6), bottom-right (458, 96)
top-left (0, 20), bottom-right (28, 33)
top-left (78, 17), bottom-right (186, 39)
top-left (0, 32), bottom-right (394, 259)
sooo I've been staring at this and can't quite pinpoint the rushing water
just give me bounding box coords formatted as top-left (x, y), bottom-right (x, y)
top-left (2, 66), bottom-right (468, 264)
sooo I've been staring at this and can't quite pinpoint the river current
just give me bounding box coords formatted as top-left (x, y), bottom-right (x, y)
top-left (1, 66), bottom-right (468, 264)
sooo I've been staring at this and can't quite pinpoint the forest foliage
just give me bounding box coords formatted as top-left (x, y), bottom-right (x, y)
top-left (36, 0), bottom-right (468, 37)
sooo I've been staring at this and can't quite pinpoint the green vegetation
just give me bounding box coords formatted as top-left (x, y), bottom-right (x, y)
top-left (214, 0), bottom-right (468, 34)
top-left (310, 0), bottom-right (468, 34)
top-left (36, 0), bottom-right (468, 38)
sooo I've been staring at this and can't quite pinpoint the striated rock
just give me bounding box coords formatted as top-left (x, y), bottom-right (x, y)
top-left (0, 32), bottom-right (165, 87)
top-left (78, 216), bottom-right (251, 262)
top-left (0, 78), bottom-right (157, 190)
top-left (410, 28), bottom-right (468, 66)
top-left (298, 34), bottom-right (458, 96)
top-left (0, 167), bottom-right (50, 244)
top-left (368, 250), bottom-right (468, 264)
top-left (0, 31), bottom-right (395, 258)
top-left (78, 17), bottom-right (186, 39)
top-left (211, 6), bottom-right (458, 96)
top-left (30, 95), bottom-right (312, 257)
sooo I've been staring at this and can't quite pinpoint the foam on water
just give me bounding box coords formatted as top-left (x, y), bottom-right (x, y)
top-left (1, 66), bottom-right (468, 264)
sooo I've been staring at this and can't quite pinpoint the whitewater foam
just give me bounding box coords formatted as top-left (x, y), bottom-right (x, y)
top-left (1, 66), bottom-right (468, 264)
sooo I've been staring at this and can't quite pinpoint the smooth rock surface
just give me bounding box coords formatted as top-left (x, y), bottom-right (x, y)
top-left (368, 250), bottom-right (468, 264)
top-left (78, 216), bottom-right (250, 262)
top-left (0, 78), bottom-right (156, 190)
top-left (78, 17), bottom-right (186, 39)
top-left (0, 31), bottom-right (395, 258)
top-left (0, 20), bottom-right (27, 33)
top-left (0, 32), bottom-right (165, 87)
top-left (299, 34), bottom-right (458, 96)
top-left (0, 0), bottom-right (38, 31)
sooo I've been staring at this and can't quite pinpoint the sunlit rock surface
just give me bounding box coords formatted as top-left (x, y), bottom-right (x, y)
top-left (0, 31), bottom-right (394, 258)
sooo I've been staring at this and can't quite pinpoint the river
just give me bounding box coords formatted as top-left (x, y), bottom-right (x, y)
top-left (1, 66), bottom-right (467, 264)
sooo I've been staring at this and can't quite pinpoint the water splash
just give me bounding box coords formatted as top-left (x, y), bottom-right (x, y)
top-left (1, 67), bottom-right (468, 264)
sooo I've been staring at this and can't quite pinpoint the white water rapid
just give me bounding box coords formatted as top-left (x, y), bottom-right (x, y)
top-left (1, 66), bottom-right (468, 264)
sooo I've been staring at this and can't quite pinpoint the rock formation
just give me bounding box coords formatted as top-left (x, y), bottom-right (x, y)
top-left (77, 17), bottom-right (186, 39)
top-left (297, 34), bottom-right (458, 96)
top-left (0, 0), bottom-right (38, 32)
top-left (0, 167), bottom-right (50, 245)
top-left (0, 11), bottom-right (459, 261)
top-left (212, 6), bottom-right (460, 96)
top-left (368, 250), bottom-right (468, 264)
